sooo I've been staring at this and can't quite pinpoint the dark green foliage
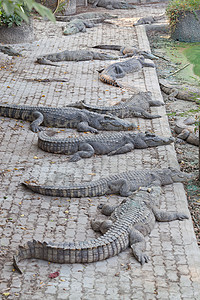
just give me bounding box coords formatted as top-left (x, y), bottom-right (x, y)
top-left (166, 0), bottom-right (200, 29)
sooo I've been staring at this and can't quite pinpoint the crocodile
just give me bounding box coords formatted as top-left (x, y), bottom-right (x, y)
top-left (0, 45), bottom-right (21, 56)
top-left (89, 0), bottom-right (136, 10)
top-left (133, 14), bottom-right (165, 26)
top-left (23, 167), bottom-right (193, 198)
top-left (175, 116), bottom-right (199, 146)
top-left (159, 79), bottom-right (198, 102)
top-left (56, 12), bottom-right (118, 22)
top-left (63, 19), bottom-right (96, 36)
top-left (38, 131), bottom-right (174, 161)
top-left (98, 57), bottom-right (155, 88)
top-left (36, 49), bottom-right (119, 66)
top-left (93, 44), bottom-right (158, 59)
top-left (67, 91), bottom-right (163, 119)
top-left (13, 186), bottom-right (188, 273)
top-left (0, 104), bottom-right (136, 133)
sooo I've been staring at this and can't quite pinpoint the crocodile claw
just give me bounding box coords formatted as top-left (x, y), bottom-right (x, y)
top-left (138, 253), bottom-right (150, 265)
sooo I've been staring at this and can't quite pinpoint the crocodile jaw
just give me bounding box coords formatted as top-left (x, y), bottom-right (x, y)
top-left (144, 135), bottom-right (175, 147)
top-left (100, 118), bottom-right (137, 131)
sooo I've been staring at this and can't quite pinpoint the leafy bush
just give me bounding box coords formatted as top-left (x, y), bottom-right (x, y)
top-left (166, 0), bottom-right (200, 30)
top-left (0, 0), bottom-right (55, 27)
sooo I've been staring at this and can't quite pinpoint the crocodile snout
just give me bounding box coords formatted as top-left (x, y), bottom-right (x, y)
top-left (101, 118), bottom-right (137, 130)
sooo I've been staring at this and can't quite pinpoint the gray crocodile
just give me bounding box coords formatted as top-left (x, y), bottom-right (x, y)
top-left (0, 104), bottom-right (136, 133)
top-left (38, 131), bottom-right (174, 161)
top-left (63, 19), bottom-right (95, 36)
top-left (36, 49), bottom-right (119, 66)
top-left (23, 167), bottom-right (193, 198)
top-left (89, 0), bottom-right (136, 10)
top-left (13, 186), bottom-right (188, 273)
top-left (56, 12), bottom-right (118, 22)
top-left (0, 45), bottom-right (21, 56)
top-left (93, 44), bottom-right (157, 59)
top-left (134, 14), bottom-right (165, 26)
top-left (175, 116), bottom-right (199, 146)
top-left (159, 79), bottom-right (199, 102)
top-left (67, 91), bottom-right (163, 119)
top-left (98, 57), bottom-right (155, 87)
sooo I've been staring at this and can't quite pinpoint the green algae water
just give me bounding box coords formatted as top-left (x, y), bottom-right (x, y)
top-left (183, 45), bottom-right (200, 77)
top-left (166, 42), bottom-right (200, 84)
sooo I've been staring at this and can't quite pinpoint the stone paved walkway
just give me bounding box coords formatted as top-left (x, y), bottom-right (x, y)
top-left (0, 3), bottom-right (200, 300)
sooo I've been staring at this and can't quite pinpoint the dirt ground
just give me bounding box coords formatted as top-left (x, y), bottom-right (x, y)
top-left (148, 29), bottom-right (200, 245)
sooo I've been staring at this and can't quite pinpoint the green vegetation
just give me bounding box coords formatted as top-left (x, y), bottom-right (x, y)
top-left (166, 0), bottom-right (200, 30)
top-left (0, 0), bottom-right (55, 27)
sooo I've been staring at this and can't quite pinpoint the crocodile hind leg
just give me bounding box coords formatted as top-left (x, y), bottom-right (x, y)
top-left (108, 179), bottom-right (132, 196)
top-left (108, 142), bottom-right (134, 156)
top-left (77, 121), bottom-right (98, 133)
top-left (99, 203), bottom-right (118, 216)
top-left (30, 111), bottom-right (44, 132)
top-left (91, 219), bottom-right (113, 234)
top-left (129, 228), bottom-right (150, 265)
top-left (69, 143), bottom-right (95, 162)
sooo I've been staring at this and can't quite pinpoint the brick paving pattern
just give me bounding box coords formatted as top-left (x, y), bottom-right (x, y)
top-left (0, 3), bottom-right (200, 300)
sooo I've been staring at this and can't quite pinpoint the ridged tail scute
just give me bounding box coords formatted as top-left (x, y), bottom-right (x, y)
top-left (23, 179), bottom-right (109, 198)
top-left (13, 229), bottom-right (129, 273)
top-left (93, 45), bottom-right (121, 51)
top-left (99, 73), bottom-right (121, 88)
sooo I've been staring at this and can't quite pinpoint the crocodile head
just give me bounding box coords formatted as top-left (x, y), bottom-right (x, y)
top-left (99, 115), bottom-right (137, 131)
top-left (168, 167), bottom-right (195, 182)
top-left (142, 132), bottom-right (175, 147)
top-left (140, 51), bottom-right (158, 60)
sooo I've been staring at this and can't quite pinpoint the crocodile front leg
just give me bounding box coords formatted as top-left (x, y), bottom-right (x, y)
top-left (152, 207), bottom-right (189, 222)
top-left (108, 142), bottom-right (134, 155)
top-left (129, 228), bottom-right (149, 265)
top-left (76, 121), bottom-right (98, 133)
top-left (69, 143), bottom-right (95, 162)
top-left (30, 111), bottom-right (44, 132)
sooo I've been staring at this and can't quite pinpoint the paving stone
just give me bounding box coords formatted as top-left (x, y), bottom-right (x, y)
top-left (0, 2), bottom-right (200, 300)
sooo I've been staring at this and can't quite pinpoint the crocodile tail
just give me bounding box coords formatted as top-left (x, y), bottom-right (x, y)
top-left (36, 57), bottom-right (58, 67)
top-left (13, 229), bottom-right (129, 272)
top-left (22, 179), bottom-right (108, 198)
top-left (92, 45), bottom-right (122, 51)
top-left (99, 73), bottom-right (122, 88)
top-left (0, 104), bottom-right (33, 121)
top-left (13, 241), bottom-right (35, 274)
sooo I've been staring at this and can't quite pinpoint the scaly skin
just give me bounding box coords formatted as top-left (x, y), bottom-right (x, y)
top-left (36, 49), bottom-right (120, 66)
top-left (56, 12), bottom-right (118, 22)
top-left (38, 131), bottom-right (174, 161)
top-left (0, 45), bottom-right (21, 56)
top-left (133, 14), bottom-right (165, 26)
top-left (67, 91), bottom-right (163, 119)
top-left (13, 186), bottom-right (188, 274)
top-left (175, 117), bottom-right (199, 146)
top-left (89, 0), bottom-right (136, 10)
top-left (98, 57), bottom-right (155, 87)
top-left (93, 44), bottom-right (158, 59)
top-left (23, 167), bottom-right (193, 198)
top-left (159, 79), bottom-right (198, 102)
top-left (0, 104), bottom-right (136, 133)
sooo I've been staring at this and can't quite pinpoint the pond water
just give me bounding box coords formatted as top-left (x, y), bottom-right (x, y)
top-left (167, 42), bottom-right (200, 85)
top-left (183, 45), bottom-right (200, 77)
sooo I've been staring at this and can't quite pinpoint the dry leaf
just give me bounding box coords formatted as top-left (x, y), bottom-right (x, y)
top-left (49, 271), bottom-right (59, 279)
top-left (3, 292), bottom-right (10, 296)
